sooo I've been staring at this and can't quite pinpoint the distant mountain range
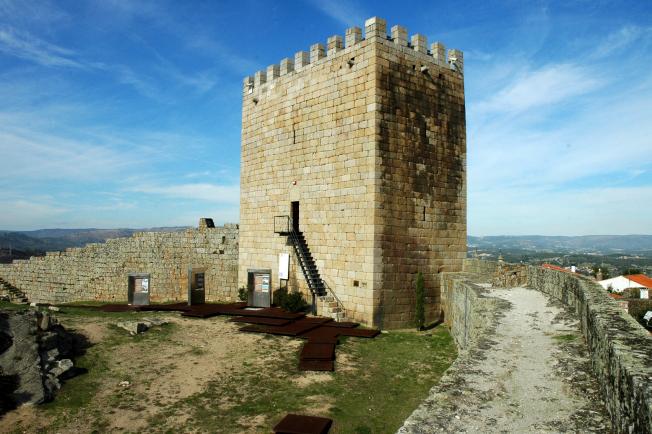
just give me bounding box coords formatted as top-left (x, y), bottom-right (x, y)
top-left (0, 227), bottom-right (188, 254)
top-left (1, 229), bottom-right (651, 259)
top-left (468, 235), bottom-right (652, 253)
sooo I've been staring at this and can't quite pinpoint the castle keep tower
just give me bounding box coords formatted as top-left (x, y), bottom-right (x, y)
top-left (239, 17), bottom-right (466, 328)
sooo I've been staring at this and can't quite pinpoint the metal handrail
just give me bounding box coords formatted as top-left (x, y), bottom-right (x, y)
top-left (320, 278), bottom-right (346, 319)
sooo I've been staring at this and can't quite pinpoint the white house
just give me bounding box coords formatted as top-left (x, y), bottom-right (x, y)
top-left (598, 274), bottom-right (652, 294)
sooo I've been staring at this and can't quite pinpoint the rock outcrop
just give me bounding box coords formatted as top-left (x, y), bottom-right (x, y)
top-left (0, 309), bottom-right (82, 414)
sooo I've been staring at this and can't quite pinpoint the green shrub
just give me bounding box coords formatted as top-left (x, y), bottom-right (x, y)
top-left (415, 272), bottom-right (425, 330)
top-left (273, 288), bottom-right (307, 313)
top-left (237, 286), bottom-right (248, 302)
top-left (622, 287), bottom-right (642, 299)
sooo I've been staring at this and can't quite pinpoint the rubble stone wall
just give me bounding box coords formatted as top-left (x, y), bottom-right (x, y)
top-left (458, 259), bottom-right (652, 434)
top-left (0, 226), bottom-right (239, 304)
top-left (439, 272), bottom-right (500, 350)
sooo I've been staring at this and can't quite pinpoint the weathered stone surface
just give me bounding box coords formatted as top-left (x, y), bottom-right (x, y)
top-left (49, 359), bottom-right (73, 378)
top-left (0, 225), bottom-right (239, 305)
top-left (433, 260), bottom-right (652, 434)
top-left (0, 309), bottom-right (82, 410)
top-left (525, 263), bottom-right (652, 434)
top-left (116, 318), bottom-right (168, 335)
top-left (400, 285), bottom-right (611, 433)
top-left (0, 311), bottom-right (46, 405)
top-left (239, 17), bottom-right (466, 328)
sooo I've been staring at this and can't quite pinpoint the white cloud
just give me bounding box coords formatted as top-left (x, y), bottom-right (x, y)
top-left (306, 0), bottom-right (367, 28)
top-left (0, 26), bottom-right (83, 68)
top-left (0, 198), bottom-right (68, 230)
top-left (474, 63), bottom-right (602, 115)
top-left (0, 128), bottom-right (131, 181)
top-left (469, 75), bottom-right (652, 192)
top-left (130, 183), bottom-right (240, 204)
top-left (0, 0), bottom-right (70, 27)
top-left (592, 25), bottom-right (652, 59)
top-left (470, 185), bottom-right (652, 236)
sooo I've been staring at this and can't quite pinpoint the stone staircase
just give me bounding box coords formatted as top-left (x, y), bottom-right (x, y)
top-left (319, 293), bottom-right (348, 322)
top-left (0, 277), bottom-right (29, 304)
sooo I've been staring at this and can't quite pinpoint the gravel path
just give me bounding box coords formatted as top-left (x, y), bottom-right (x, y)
top-left (399, 286), bottom-right (611, 433)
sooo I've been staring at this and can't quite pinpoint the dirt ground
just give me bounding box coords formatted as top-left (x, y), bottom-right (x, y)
top-left (0, 307), bottom-right (457, 434)
top-left (1, 313), bottom-right (304, 433)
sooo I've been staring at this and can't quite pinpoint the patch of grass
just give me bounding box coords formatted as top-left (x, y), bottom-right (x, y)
top-left (149, 327), bottom-right (456, 433)
top-left (39, 316), bottom-right (177, 431)
top-left (7, 305), bottom-right (456, 434)
top-left (322, 329), bottom-right (456, 432)
top-left (0, 301), bottom-right (30, 312)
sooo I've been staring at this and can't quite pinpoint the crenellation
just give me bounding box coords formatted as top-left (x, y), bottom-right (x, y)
top-left (431, 42), bottom-right (446, 66)
top-left (448, 49), bottom-right (464, 74)
top-left (310, 43), bottom-right (326, 63)
top-left (327, 35), bottom-right (344, 55)
top-left (391, 25), bottom-right (408, 46)
top-left (294, 50), bottom-right (310, 70)
top-left (280, 57), bottom-right (294, 75)
top-left (410, 34), bottom-right (427, 54)
top-left (254, 70), bottom-right (267, 87)
top-left (266, 64), bottom-right (280, 81)
top-left (345, 27), bottom-right (362, 47)
top-left (364, 16), bottom-right (387, 39)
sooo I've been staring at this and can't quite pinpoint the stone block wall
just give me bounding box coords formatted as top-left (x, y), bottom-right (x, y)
top-left (459, 259), bottom-right (652, 434)
top-left (239, 21), bottom-right (378, 325)
top-left (439, 272), bottom-right (500, 350)
top-left (240, 16), bottom-right (466, 328)
top-left (0, 225), bottom-right (239, 304)
top-left (374, 24), bottom-right (466, 328)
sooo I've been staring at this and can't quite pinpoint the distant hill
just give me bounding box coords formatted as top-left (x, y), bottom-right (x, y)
top-left (0, 227), bottom-right (189, 260)
top-left (468, 235), bottom-right (652, 253)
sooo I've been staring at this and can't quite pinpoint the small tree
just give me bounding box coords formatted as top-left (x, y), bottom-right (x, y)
top-left (415, 272), bottom-right (425, 330)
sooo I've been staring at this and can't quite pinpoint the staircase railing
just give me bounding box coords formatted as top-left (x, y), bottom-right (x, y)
top-left (288, 228), bottom-right (324, 294)
top-left (274, 215), bottom-right (326, 314)
top-left (320, 278), bottom-right (346, 320)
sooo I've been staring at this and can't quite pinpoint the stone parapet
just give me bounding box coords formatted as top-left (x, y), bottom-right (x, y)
top-left (0, 225), bottom-right (239, 305)
top-left (439, 271), bottom-right (502, 350)
top-left (242, 16), bottom-right (464, 95)
top-left (459, 259), bottom-right (652, 434)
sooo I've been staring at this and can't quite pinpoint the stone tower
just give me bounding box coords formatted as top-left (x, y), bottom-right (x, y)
top-left (239, 17), bottom-right (466, 328)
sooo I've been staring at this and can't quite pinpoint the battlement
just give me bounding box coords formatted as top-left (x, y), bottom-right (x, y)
top-left (243, 16), bottom-right (464, 94)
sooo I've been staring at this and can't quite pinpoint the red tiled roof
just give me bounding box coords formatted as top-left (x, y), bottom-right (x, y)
top-left (625, 274), bottom-right (652, 289)
top-left (542, 263), bottom-right (570, 273)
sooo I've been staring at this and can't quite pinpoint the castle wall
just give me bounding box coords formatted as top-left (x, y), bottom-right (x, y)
top-left (373, 29), bottom-right (467, 328)
top-left (459, 259), bottom-right (652, 434)
top-left (0, 225), bottom-right (239, 304)
top-left (239, 30), bottom-right (378, 324)
top-left (240, 17), bottom-right (466, 328)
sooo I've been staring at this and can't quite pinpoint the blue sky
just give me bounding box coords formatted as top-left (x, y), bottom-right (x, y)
top-left (0, 0), bottom-right (650, 235)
